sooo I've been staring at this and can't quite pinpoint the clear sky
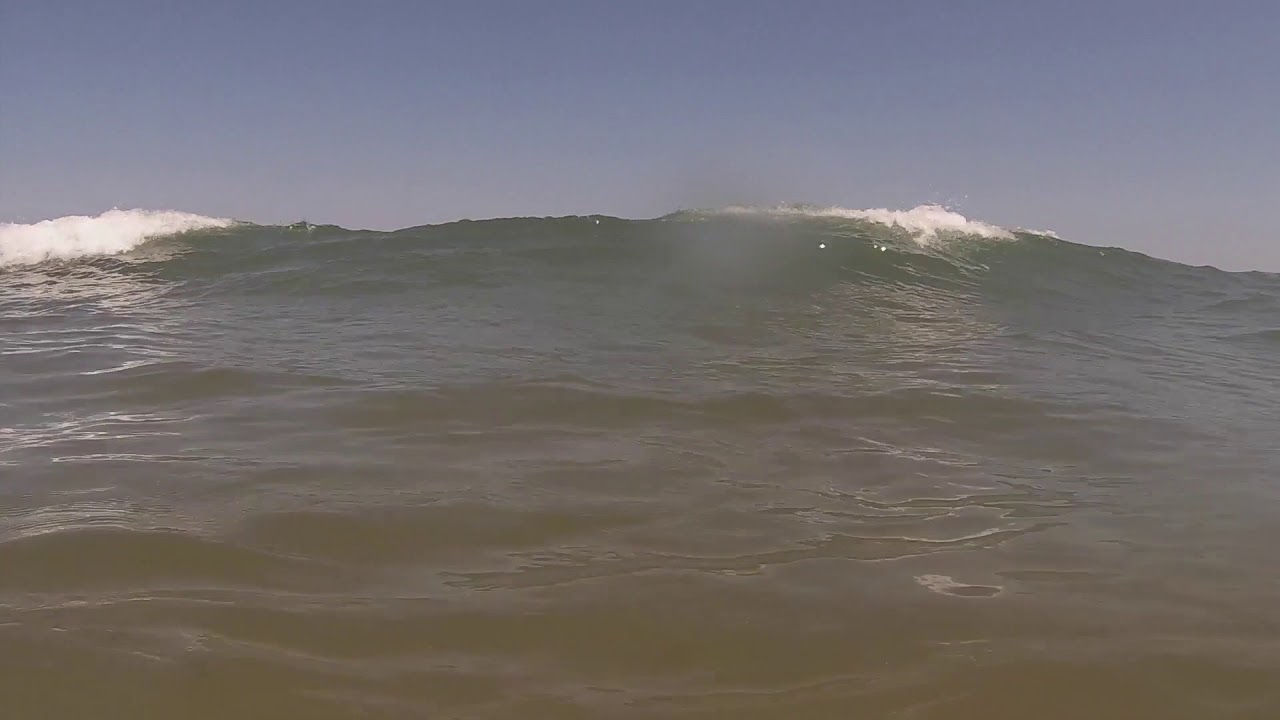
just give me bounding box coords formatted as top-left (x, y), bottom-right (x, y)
top-left (2, 1), bottom-right (1276, 270)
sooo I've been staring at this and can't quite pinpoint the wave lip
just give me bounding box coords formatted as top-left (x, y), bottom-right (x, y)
top-left (714, 203), bottom-right (1017, 241)
top-left (0, 209), bottom-right (233, 267)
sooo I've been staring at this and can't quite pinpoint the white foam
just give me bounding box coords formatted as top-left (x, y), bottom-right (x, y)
top-left (0, 209), bottom-right (233, 267)
top-left (1014, 226), bottom-right (1061, 239)
top-left (717, 203), bottom-right (1016, 242)
top-left (914, 574), bottom-right (1003, 598)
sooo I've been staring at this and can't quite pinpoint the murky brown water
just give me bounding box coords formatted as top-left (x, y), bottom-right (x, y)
top-left (3, 213), bottom-right (1279, 718)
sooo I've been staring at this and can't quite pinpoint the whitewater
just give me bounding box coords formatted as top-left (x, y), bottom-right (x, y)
top-left (0, 208), bottom-right (233, 267)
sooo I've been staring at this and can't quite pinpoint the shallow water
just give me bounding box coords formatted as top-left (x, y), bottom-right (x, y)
top-left (2, 210), bottom-right (1278, 718)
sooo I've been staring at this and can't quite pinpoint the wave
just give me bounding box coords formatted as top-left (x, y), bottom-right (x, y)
top-left (1, 205), bottom-right (1267, 299)
top-left (0, 209), bottom-right (233, 267)
top-left (0, 204), bottom-right (1039, 270)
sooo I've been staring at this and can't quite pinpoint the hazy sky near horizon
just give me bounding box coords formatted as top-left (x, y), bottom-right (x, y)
top-left (2, 1), bottom-right (1276, 270)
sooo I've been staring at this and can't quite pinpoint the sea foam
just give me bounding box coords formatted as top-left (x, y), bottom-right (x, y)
top-left (0, 209), bottom-right (233, 267)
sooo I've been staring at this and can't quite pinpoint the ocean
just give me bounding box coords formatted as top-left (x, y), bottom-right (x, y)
top-left (2, 206), bottom-right (1278, 718)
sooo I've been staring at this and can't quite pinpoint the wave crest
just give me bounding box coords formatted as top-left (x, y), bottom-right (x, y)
top-left (0, 209), bottom-right (233, 267)
top-left (711, 203), bottom-right (1017, 242)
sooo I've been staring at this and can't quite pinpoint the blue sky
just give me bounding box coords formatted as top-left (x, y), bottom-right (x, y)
top-left (2, 1), bottom-right (1276, 269)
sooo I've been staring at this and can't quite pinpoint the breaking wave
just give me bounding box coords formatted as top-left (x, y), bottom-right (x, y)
top-left (0, 209), bottom-right (233, 267)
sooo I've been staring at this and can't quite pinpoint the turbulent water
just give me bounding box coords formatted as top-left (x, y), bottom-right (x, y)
top-left (2, 206), bottom-right (1278, 718)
